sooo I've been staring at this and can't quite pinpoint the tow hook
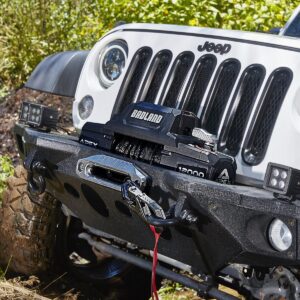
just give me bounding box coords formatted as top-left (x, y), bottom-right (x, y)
top-left (27, 161), bottom-right (47, 196)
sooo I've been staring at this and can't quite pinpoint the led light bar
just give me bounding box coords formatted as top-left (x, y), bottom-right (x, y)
top-left (263, 162), bottom-right (300, 197)
top-left (19, 101), bottom-right (58, 130)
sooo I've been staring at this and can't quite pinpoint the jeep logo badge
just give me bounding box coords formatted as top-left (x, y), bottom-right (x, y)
top-left (198, 41), bottom-right (231, 55)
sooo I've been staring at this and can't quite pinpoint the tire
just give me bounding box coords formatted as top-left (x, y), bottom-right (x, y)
top-left (56, 214), bottom-right (154, 300)
top-left (0, 165), bottom-right (59, 275)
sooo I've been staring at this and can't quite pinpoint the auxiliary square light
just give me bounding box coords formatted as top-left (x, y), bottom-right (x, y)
top-left (19, 101), bottom-right (58, 130)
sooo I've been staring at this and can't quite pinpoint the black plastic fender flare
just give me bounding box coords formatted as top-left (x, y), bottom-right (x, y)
top-left (25, 50), bottom-right (89, 97)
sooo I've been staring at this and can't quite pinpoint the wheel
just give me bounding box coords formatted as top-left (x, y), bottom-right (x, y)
top-left (0, 165), bottom-right (59, 274)
top-left (56, 214), bottom-right (154, 299)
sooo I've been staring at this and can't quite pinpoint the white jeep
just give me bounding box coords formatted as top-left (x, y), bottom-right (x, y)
top-left (2, 6), bottom-right (300, 300)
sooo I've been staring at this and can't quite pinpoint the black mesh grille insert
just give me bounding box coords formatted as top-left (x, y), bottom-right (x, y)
top-left (243, 68), bottom-right (293, 165)
top-left (114, 47), bottom-right (152, 114)
top-left (201, 59), bottom-right (241, 135)
top-left (163, 52), bottom-right (194, 108)
top-left (140, 50), bottom-right (172, 103)
top-left (219, 65), bottom-right (265, 156)
top-left (183, 55), bottom-right (216, 114)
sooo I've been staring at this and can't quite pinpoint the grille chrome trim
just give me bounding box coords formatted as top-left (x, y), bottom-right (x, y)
top-left (138, 50), bottom-right (173, 103)
top-left (181, 54), bottom-right (217, 114)
top-left (200, 59), bottom-right (241, 135)
top-left (113, 47), bottom-right (152, 114)
top-left (219, 64), bottom-right (266, 156)
top-left (160, 51), bottom-right (195, 107)
top-left (242, 67), bottom-right (293, 165)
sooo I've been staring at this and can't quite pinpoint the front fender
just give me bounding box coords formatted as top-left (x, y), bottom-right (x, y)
top-left (25, 50), bottom-right (89, 97)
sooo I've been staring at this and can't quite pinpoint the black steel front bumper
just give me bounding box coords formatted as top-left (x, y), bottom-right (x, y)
top-left (14, 123), bottom-right (300, 275)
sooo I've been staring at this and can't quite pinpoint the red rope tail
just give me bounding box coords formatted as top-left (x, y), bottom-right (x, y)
top-left (149, 225), bottom-right (161, 300)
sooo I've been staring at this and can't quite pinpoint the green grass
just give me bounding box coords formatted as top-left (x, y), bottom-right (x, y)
top-left (158, 280), bottom-right (200, 300)
top-left (157, 279), bottom-right (244, 300)
top-left (0, 155), bottom-right (14, 203)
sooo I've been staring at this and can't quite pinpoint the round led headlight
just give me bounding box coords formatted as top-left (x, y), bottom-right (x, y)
top-left (98, 40), bottom-right (128, 88)
top-left (78, 95), bottom-right (94, 120)
top-left (268, 218), bottom-right (292, 252)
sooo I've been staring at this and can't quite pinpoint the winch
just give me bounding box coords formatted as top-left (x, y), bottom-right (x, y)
top-left (79, 102), bottom-right (236, 184)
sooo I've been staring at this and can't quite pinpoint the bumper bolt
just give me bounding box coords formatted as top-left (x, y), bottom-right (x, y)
top-left (288, 219), bottom-right (295, 227)
top-left (78, 162), bottom-right (85, 173)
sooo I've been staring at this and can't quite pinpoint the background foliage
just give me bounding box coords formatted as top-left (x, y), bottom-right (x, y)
top-left (0, 0), bottom-right (298, 93)
top-left (0, 156), bottom-right (14, 203)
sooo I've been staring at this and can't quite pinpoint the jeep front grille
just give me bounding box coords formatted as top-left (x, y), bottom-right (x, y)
top-left (201, 59), bottom-right (241, 135)
top-left (162, 51), bottom-right (195, 107)
top-left (141, 50), bottom-right (172, 103)
top-left (219, 65), bottom-right (266, 156)
top-left (114, 48), bottom-right (293, 165)
top-left (115, 47), bottom-right (152, 114)
top-left (182, 54), bottom-right (217, 114)
top-left (243, 68), bottom-right (293, 165)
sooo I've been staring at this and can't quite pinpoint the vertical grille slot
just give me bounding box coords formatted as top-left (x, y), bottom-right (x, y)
top-left (182, 54), bottom-right (217, 114)
top-left (201, 59), bottom-right (241, 135)
top-left (114, 47), bottom-right (152, 114)
top-left (243, 68), bottom-right (293, 165)
top-left (162, 52), bottom-right (194, 108)
top-left (219, 65), bottom-right (265, 156)
top-left (139, 50), bottom-right (172, 103)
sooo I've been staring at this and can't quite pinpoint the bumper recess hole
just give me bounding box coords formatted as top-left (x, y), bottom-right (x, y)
top-left (115, 201), bottom-right (132, 217)
top-left (81, 184), bottom-right (109, 217)
top-left (175, 226), bottom-right (193, 238)
top-left (160, 227), bottom-right (172, 240)
top-left (64, 183), bottom-right (80, 198)
top-left (16, 134), bottom-right (24, 155)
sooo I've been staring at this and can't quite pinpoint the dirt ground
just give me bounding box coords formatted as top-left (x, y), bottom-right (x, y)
top-left (0, 273), bottom-right (135, 299)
